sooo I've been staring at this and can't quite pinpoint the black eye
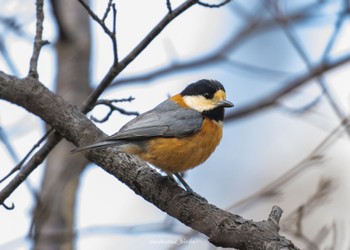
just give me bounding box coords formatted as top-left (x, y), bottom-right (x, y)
top-left (203, 92), bottom-right (210, 99)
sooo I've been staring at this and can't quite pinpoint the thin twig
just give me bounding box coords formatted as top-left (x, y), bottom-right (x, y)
top-left (197, 0), bottom-right (232, 8)
top-left (77, 0), bottom-right (113, 37)
top-left (77, 0), bottom-right (118, 63)
top-left (102, 0), bottom-right (113, 22)
top-left (1, 201), bottom-right (14, 210)
top-left (28, 0), bottom-right (49, 78)
top-left (0, 129), bottom-right (53, 184)
top-left (166, 0), bottom-right (173, 13)
top-left (91, 97), bottom-right (139, 123)
top-left (0, 132), bottom-right (62, 207)
top-left (111, 3), bottom-right (118, 63)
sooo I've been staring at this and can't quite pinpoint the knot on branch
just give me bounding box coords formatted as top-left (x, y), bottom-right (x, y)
top-left (268, 205), bottom-right (283, 229)
top-left (208, 205), bottom-right (299, 249)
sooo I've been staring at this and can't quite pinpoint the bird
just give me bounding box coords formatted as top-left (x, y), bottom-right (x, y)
top-left (73, 79), bottom-right (234, 194)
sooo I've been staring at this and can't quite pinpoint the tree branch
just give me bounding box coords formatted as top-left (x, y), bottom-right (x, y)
top-left (28, 0), bottom-right (49, 78)
top-left (77, 0), bottom-right (118, 63)
top-left (0, 73), bottom-right (298, 249)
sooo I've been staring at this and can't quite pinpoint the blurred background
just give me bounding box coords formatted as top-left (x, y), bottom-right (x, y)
top-left (1, 0), bottom-right (350, 249)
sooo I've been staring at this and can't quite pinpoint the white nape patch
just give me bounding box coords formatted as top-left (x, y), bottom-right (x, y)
top-left (183, 95), bottom-right (217, 112)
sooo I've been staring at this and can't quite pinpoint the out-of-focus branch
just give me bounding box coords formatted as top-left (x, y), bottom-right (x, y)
top-left (281, 178), bottom-right (336, 249)
top-left (110, 1), bottom-right (327, 89)
top-left (31, 1), bottom-right (92, 248)
top-left (0, 38), bottom-right (19, 75)
top-left (225, 52), bottom-right (350, 121)
top-left (0, 126), bottom-right (19, 162)
top-left (267, 1), bottom-right (350, 137)
top-left (321, 5), bottom-right (347, 62)
top-left (28, 0), bottom-right (49, 78)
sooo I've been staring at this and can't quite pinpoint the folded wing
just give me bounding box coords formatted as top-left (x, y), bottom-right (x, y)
top-left (106, 100), bottom-right (203, 140)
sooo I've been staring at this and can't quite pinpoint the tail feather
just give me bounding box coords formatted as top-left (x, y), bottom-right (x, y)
top-left (71, 140), bottom-right (123, 153)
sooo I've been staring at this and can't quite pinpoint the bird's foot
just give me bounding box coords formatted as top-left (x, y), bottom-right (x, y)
top-left (173, 173), bottom-right (207, 202)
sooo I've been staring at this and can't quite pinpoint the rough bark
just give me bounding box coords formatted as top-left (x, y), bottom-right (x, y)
top-left (0, 73), bottom-right (298, 249)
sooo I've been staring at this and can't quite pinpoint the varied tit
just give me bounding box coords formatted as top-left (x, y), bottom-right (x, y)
top-left (73, 79), bottom-right (234, 193)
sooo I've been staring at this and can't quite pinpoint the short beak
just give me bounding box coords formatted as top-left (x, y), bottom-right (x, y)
top-left (219, 99), bottom-right (234, 108)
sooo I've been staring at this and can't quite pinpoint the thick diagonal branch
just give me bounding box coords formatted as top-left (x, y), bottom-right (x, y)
top-left (0, 73), bottom-right (297, 249)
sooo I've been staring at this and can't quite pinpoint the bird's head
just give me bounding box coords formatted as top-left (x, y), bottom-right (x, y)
top-left (181, 79), bottom-right (233, 113)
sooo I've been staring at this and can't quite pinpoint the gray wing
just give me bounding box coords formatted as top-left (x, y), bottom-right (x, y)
top-left (106, 100), bottom-right (203, 140)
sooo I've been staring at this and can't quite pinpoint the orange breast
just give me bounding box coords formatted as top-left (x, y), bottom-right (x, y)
top-left (139, 118), bottom-right (223, 173)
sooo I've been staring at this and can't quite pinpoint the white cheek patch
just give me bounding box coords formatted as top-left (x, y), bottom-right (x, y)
top-left (183, 95), bottom-right (217, 112)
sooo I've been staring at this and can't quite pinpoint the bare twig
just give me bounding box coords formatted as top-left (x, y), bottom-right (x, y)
top-left (102, 0), bottom-right (113, 22)
top-left (1, 201), bottom-right (14, 210)
top-left (28, 0), bottom-right (49, 78)
top-left (77, 0), bottom-right (118, 63)
top-left (0, 129), bottom-right (53, 184)
top-left (111, 3), bottom-right (118, 63)
top-left (197, 0), bottom-right (232, 8)
top-left (91, 97), bottom-right (139, 123)
top-left (166, 0), bottom-right (173, 13)
top-left (0, 131), bottom-right (62, 207)
top-left (77, 0), bottom-right (114, 37)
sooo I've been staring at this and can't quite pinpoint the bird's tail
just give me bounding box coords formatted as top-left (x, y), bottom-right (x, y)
top-left (71, 140), bottom-right (124, 153)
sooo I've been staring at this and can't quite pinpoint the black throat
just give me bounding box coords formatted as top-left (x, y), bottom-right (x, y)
top-left (202, 107), bottom-right (225, 122)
